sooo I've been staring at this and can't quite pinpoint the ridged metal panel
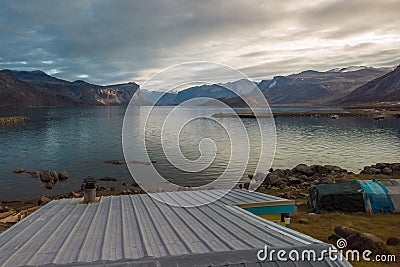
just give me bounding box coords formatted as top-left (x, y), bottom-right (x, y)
top-left (0, 190), bottom-right (350, 267)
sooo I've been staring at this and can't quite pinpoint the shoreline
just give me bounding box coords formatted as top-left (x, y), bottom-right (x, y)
top-left (1, 162), bottom-right (399, 232)
top-left (214, 109), bottom-right (400, 118)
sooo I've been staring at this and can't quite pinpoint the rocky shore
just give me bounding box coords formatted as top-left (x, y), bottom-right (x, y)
top-left (0, 116), bottom-right (28, 125)
top-left (247, 163), bottom-right (400, 199)
top-left (1, 162), bottom-right (400, 232)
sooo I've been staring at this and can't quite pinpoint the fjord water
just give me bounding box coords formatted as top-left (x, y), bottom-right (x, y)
top-left (0, 106), bottom-right (399, 201)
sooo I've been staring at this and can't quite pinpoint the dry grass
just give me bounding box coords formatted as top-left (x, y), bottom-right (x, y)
top-left (291, 202), bottom-right (400, 266)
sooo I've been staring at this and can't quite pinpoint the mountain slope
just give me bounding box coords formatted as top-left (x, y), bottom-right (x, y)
top-left (3, 70), bottom-right (149, 106)
top-left (0, 71), bottom-right (81, 107)
top-left (339, 65), bottom-right (400, 105)
top-left (257, 67), bottom-right (391, 105)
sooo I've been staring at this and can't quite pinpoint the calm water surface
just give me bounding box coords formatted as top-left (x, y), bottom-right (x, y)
top-left (0, 106), bottom-right (399, 201)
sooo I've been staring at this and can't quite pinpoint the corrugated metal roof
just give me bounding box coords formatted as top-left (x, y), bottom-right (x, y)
top-left (0, 190), bottom-right (351, 267)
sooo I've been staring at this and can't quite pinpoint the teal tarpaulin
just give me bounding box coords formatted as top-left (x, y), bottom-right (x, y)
top-left (309, 179), bottom-right (400, 213)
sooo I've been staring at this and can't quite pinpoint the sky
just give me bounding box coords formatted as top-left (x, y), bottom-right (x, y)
top-left (0, 0), bottom-right (399, 86)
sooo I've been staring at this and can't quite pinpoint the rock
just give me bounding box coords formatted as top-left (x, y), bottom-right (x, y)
top-left (98, 177), bottom-right (117, 182)
top-left (50, 170), bottom-right (58, 181)
top-left (324, 165), bottom-right (344, 173)
top-left (392, 164), bottom-right (400, 171)
top-left (38, 196), bottom-right (51, 205)
top-left (40, 171), bottom-right (53, 182)
top-left (278, 183), bottom-right (287, 190)
top-left (334, 226), bottom-right (360, 239)
top-left (27, 170), bottom-right (40, 178)
top-left (376, 163), bottom-right (387, 169)
top-left (299, 218), bottom-right (310, 224)
top-left (12, 168), bottom-right (25, 173)
top-left (328, 233), bottom-right (341, 243)
top-left (311, 165), bottom-right (328, 175)
top-left (253, 172), bottom-right (266, 182)
top-left (122, 182), bottom-right (127, 186)
top-left (278, 192), bottom-right (291, 199)
top-left (126, 189), bottom-right (134, 194)
top-left (104, 160), bottom-right (125, 165)
top-left (58, 170), bottom-right (69, 180)
top-left (265, 174), bottom-right (281, 185)
top-left (382, 167), bottom-right (393, 175)
top-left (132, 180), bottom-right (138, 187)
top-left (308, 174), bottom-right (320, 181)
top-left (347, 233), bottom-right (389, 253)
top-left (45, 181), bottom-right (54, 189)
top-left (370, 168), bottom-right (381, 174)
top-left (70, 192), bottom-right (81, 198)
top-left (387, 237), bottom-right (400, 246)
top-left (293, 164), bottom-right (314, 176)
top-left (288, 177), bottom-right (302, 185)
top-left (320, 177), bottom-right (334, 184)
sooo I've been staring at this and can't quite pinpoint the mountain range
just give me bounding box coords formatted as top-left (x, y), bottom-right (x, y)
top-left (339, 65), bottom-right (400, 105)
top-left (1, 65), bottom-right (399, 107)
top-left (0, 70), bottom-right (149, 107)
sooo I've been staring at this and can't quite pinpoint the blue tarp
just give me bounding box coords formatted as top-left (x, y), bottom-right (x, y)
top-left (357, 180), bottom-right (396, 213)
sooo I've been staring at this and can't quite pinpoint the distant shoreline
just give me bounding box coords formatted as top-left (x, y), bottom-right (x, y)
top-left (214, 109), bottom-right (400, 118)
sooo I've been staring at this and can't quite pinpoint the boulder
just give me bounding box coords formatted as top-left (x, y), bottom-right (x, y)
top-left (45, 181), bottom-right (54, 189)
top-left (38, 196), bottom-right (51, 206)
top-left (382, 167), bottom-right (393, 175)
top-left (334, 226), bottom-right (360, 239)
top-left (132, 180), bottom-right (139, 187)
top-left (265, 174), bottom-right (281, 186)
top-left (50, 170), bottom-right (58, 181)
top-left (58, 170), bottom-right (69, 180)
top-left (40, 171), bottom-right (53, 182)
top-left (27, 170), bottom-right (40, 178)
top-left (253, 172), bottom-right (266, 182)
top-left (387, 237), bottom-right (400, 247)
top-left (376, 163), bottom-right (387, 169)
top-left (328, 233), bottom-right (341, 243)
top-left (324, 165), bottom-right (344, 173)
top-left (346, 233), bottom-right (389, 253)
top-left (12, 168), bottom-right (25, 173)
top-left (370, 168), bottom-right (381, 174)
top-left (293, 164), bottom-right (314, 176)
top-left (391, 164), bottom-right (400, 172)
top-left (288, 177), bottom-right (302, 185)
top-left (311, 165), bottom-right (328, 175)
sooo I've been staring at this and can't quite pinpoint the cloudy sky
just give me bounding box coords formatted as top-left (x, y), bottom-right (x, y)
top-left (0, 0), bottom-right (399, 85)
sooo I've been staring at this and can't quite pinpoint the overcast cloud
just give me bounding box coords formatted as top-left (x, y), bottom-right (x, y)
top-left (0, 0), bottom-right (399, 86)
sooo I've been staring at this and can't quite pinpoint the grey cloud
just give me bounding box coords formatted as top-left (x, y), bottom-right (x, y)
top-left (0, 0), bottom-right (399, 85)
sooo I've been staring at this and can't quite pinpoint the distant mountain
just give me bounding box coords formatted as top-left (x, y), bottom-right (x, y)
top-left (0, 71), bottom-right (81, 107)
top-left (257, 67), bottom-right (391, 105)
top-left (339, 65), bottom-right (400, 105)
top-left (142, 90), bottom-right (177, 105)
top-left (327, 66), bottom-right (379, 73)
top-left (148, 79), bottom-right (256, 105)
top-left (2, 69), bottom-right (150, 106)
